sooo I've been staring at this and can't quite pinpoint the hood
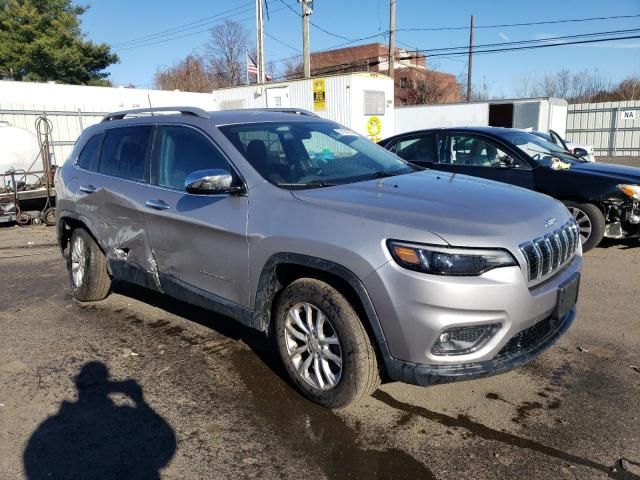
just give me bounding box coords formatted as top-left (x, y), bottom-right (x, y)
top-left (569, 162), bottom-right (640, 183)
top-left (291, 171), bottom-right (571, 248)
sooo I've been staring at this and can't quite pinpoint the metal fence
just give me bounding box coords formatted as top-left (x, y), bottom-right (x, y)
top-left (566, 100), bottom-right (640, 157)
top-left (0, 107), bottom-right (107, 165)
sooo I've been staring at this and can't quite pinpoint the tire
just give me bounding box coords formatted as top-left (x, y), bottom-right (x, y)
top-left (42, 207), bottom-right (56, 226)
top-left (562, 200), bottom-right (605, 252)
top-left (274, 278), bottom-right (381, 409)
top-left (67, 228), bottom-right (111, 302)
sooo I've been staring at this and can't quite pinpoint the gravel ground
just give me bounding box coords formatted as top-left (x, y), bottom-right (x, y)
top-left (0, 225), bottom-right (639, 480)
top-left (596, 156), bottom-right (640, 168)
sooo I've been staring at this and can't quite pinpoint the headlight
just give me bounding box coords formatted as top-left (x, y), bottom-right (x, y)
top-left (618, 184), bottom-right (640, 200)
top-left (387, 240), bottom-right (517, 276)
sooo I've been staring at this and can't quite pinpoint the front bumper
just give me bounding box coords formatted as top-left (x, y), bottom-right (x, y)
top-left (385, 307), bottom-right (575, 386)
top-left (363, 252), bottom-right (582, 384)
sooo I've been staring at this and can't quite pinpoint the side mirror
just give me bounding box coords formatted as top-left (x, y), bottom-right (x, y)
top-left (184, 169), bottom-right (243, 195)
top-left (573, 148), bottom-right (587, 158)
top-left (498, 155), bottom-right (516, 168)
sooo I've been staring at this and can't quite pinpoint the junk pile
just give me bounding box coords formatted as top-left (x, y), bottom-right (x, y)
top-left (0, 116), bottom-right (56, 226)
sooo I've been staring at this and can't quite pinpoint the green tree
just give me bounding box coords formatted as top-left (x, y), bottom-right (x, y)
top-left (0, 0), bottom-right (118, 85)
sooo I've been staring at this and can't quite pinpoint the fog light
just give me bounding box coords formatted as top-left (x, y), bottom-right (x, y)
top-left (432, 324), bottom-right (500, 356)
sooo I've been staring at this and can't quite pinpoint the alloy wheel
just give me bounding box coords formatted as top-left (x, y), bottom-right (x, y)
top-left (567, 206), bottom-right (592, 244)
top-left (71, 236), bottom-right (86, 288)
top-left (284, 302), bottom-right (343, 391)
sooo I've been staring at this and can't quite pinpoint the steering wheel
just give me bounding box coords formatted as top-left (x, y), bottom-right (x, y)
top-left (531, 153), bottom-right (541, 161)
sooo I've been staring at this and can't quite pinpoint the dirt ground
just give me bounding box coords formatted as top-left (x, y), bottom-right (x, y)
top-left (0, 225), bottom-right (639, 480)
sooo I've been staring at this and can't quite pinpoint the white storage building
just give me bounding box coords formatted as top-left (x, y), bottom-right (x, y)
top-left (394, 97), bottom-right (568, 137)
top-left (209, 73), bottom-right (395, 142)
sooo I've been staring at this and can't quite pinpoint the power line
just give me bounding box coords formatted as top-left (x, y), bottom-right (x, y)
top-left (396, 13), bottom-right (640, 32)
top-left (406, 28), bottom-right (640, 55)
top-left (115, 4), bottom-right (290, 53)
top-left (266, 32), bottom-right (301, 52)
top-left (277, 0), bottom-right (352, 41)
top-left (112, 2), bottom-right (255, 48)
top-left (271, 33), bottom-right (640, 80)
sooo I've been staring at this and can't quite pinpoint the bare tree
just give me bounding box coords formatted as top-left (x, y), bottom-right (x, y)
top-left (616, 75), bottom-right (640, 101)
top-left (282, 57), bottom-right (303, 80)
top-left (206, 20), bottom-right (249, 87)
top-left (458, 74), bottom-right (491, 101)
top-left (514, 72), bottom-right (538, 98)
top-left (405, 69), bottom-right (460, 104)
top-left (154, 55), bottom-right (213, 92)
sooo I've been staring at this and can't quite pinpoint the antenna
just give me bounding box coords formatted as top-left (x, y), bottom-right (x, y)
top-left (147, 94), bottom-right (155, 117)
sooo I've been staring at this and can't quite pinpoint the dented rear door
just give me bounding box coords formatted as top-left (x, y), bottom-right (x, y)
top-left (76, 124), bottom-right (161, 290)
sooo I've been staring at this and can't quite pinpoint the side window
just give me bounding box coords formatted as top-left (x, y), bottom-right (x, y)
top-left (154, 126), bottom-right (230, 190)
top-left (76, 133), bottom-right (103, 171)
top-left (395, 133), bottom-right (437, 163)
top-left (444, 135), bottom-right (516, 168)
top-left (98, 126), bottom-right (152, 181)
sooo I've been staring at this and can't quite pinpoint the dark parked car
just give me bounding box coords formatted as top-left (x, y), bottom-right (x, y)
top-left (379, 127), bottom-right (640, 251)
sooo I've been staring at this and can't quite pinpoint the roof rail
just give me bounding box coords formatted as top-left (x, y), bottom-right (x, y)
top-left (101, 106), bottom-right (210, 122)
top-left (252, 107), bottom-right (319, 117)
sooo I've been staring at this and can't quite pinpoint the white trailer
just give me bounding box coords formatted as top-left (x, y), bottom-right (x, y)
top-left (394, 97), bottom-right (568, 137)
top-left (209, 73), bottom-right (395, 142)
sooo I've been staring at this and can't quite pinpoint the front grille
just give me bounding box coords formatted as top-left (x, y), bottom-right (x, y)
top-left (496, 316), bottom-right (560, 359)
top-left (519, 221), bottom-right (579, 281)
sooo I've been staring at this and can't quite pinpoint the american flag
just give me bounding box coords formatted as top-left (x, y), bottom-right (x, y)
top-left (247, 54), bottom-right (272, 80)
top-left (247, 54), bottom-right (258, 75)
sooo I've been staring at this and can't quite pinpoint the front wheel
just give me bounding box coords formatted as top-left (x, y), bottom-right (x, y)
top-left (274, 278), bottom-right (381, 409)
top-left (562, 201), bottom-right (605, 252)
top-left (67, 229), bottom-right (111, 301)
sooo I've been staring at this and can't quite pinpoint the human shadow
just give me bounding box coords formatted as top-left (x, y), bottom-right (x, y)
top-left (23, 361), bottom-right (176, 480)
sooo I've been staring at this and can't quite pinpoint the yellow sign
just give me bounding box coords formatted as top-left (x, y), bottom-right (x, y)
top-left (313, 78), bottom-right (326, 111)
top-left (366, 116), bottom-right (382, 142)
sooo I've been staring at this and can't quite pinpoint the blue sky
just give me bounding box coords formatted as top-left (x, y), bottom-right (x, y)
top-left (79, 0), bottom-right (640, 96)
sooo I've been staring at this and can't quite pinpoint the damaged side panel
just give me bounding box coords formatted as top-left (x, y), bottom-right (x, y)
top-left (72, 181), bottom-right (162, 291)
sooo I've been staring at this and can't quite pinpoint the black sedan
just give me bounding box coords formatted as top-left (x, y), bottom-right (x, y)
top-left (379, 127), bottom-right (640, 251)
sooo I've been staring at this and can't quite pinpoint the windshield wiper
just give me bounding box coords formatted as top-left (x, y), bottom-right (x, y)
top-left (277, 180), bottom-right (338, 190)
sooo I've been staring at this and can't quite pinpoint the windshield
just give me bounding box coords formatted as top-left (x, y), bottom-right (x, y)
top-left (219, 121), bottom-right (417, 189)
top-left (494, 130), bottom-right (586, 167)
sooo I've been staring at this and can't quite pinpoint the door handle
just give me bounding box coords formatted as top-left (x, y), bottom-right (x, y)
top-left (145, 199), bottom-right (170, 211)
top-left (79, 184), bottom-right (96, 194)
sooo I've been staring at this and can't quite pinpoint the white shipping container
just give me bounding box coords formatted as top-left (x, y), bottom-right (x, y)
top-left (394, 97), bottom-right (567, 137)
top-left (394, 103), bottom-right (489, 134)
top-left (210, 73), bottom-right (395, 142)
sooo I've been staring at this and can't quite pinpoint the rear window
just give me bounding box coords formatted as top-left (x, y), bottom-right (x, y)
top-left (76, 133), bottom-right (103, 171)
top-left (98, 126), bottom-right (152, 181)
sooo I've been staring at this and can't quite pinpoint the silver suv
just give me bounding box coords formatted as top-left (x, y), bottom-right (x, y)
top-left (56, 107), bottom-right (582, 408)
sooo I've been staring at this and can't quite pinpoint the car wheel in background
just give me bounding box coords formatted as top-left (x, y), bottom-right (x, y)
top-left (274, 278), bottom-right (381, 409)
top-left (68, 228), bottom-right (111, 302)
top-left (562, 201), bottom-right (605, 252)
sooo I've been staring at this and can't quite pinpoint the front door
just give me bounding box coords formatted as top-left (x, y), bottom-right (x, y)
top-left (439, 133), bottom-right (535, 189)
top-left (143, 124), bottom-right (249, 307)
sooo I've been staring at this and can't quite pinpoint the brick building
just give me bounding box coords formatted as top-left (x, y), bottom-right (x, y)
top-left (311, 43), bottom-right (460, 105)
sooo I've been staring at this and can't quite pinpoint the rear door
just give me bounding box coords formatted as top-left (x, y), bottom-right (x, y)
top-left (144, 123), bottom-right (249, 307)
top-left (75, 124), bottom-right (159, 288)
top-left (439, 132), bottom-right (535, 189)
top-left (391, 132), bottom-right (440, 168)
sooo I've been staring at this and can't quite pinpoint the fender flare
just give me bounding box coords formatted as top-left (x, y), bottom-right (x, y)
top-left (252, 252), bottom-right (395, 370)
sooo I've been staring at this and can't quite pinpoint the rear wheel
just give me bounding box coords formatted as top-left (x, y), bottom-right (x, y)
top-left (274, 278), bottom-right (380, 409)
top-left (68, 229), bottom-right (111, 301)
top-left (562, 201), bottom-right (605, 252)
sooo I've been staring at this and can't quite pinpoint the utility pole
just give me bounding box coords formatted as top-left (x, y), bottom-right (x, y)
top-left (256, 0), bottom-right (265, 83)
top-left (466, 14), bottom-right (474, 102)
top-left (301, 0), bottom-right (313, 78)
top-left (388, 0), bottom-right (396, 79)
